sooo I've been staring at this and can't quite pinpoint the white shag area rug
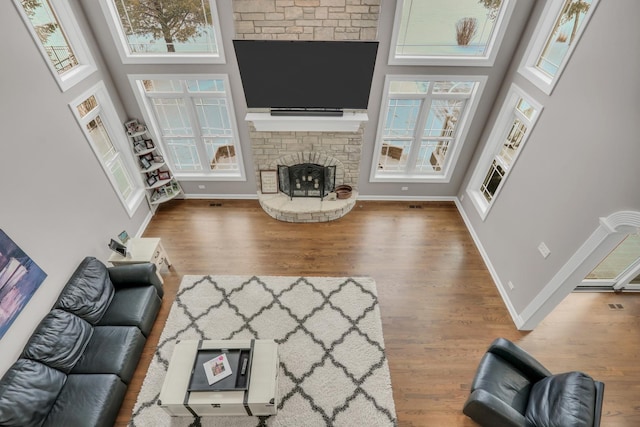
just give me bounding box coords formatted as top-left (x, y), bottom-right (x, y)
top-left (130, 275), bottom-right (397, 427)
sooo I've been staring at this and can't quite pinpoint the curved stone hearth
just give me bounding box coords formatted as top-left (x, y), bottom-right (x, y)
top-left (258, 191), bottom-right (358, 223)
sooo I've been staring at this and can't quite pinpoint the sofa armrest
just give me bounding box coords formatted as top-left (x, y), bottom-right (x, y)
top-left (107, 263), bottom-right (163, 298)
top-left (488, 338), bottom-right (552, 381)
top-left (463, 389), bottom-right (534, 427)
top-left (593, 381), bottom-right (605, 427)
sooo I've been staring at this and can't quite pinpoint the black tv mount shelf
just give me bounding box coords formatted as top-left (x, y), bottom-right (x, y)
top-left (270, 108), bottom-right (344, 117)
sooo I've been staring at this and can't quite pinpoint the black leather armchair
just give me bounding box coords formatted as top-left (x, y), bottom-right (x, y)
top-left (463, 338), bottom-right (604, 427)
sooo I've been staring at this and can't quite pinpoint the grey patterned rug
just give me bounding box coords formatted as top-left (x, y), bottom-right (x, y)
top-left (130, 275), bottom-right (397, 427)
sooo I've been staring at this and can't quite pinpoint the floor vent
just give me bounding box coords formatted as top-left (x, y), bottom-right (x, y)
top-left (209, 203), bottom-right (222, 207)
top-left (608, 303), bottom-right (624, 310)
top-left (409, 205), bottom-right (423, 209)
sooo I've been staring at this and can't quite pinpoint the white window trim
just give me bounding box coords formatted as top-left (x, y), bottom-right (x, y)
top-left (69, 81), bottom-right (145, 217)
top-left (13, 0), bottom-right (97, 91)
top-left (98, 0), bottom-right (225, 65)
top-left (370, 74), bottom-right (487, 184)
top-left (128, 74), bottom-right (246, 181)
top-left (518, 0), bottom-right (600, 95)
top-left (466, 84), bottom-right (543, 220)
top-left (388, 0), bottom-right (516, 67)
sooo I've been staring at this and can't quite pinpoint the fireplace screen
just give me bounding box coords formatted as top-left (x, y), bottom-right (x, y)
top-left (278, 163), bottom-right (336, 198)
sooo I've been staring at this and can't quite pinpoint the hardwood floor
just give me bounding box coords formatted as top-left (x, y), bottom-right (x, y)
top-left (116, 199), bottom-right (640, 426)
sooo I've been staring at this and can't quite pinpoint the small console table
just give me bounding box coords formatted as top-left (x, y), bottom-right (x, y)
top-left (107, 237), bottom-right (171, 282)
top-left (159, 339), bottom-right (279, 417)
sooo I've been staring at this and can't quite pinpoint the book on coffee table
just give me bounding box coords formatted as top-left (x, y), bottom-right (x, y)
top-left (203, 353), bottom-right (232, 385)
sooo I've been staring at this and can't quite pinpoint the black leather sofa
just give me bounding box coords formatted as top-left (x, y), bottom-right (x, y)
top-left (463, 337), bottom-right (604, 427)
top-left (0, 256), bottom-right (163, 427)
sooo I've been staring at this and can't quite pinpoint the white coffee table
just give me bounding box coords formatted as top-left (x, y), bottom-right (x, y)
top-left (159, 339), bottom-right (279, 417)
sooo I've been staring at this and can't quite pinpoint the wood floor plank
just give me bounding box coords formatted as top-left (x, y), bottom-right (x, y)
top-left (115, 199), bottom-right (640, 426)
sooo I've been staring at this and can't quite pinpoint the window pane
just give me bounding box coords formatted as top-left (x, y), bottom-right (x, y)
top-left (384, 99), bottom-right (421, 138)
top-left (480, 160), bottom-right (505, 202)
top-left (151, 98), bottom-right (193, 136)
top-left (20, 0), bottom-right (78, 73)
top-left (378, 140), bottom-right (412, 171)
top-left (205, 137), bottom-right (238, 170)
top-left (432, 81), bottom-right (476, 94)
top-left (416, 139), bottom-right (449, 172)
top-left (112, 0), bottom-right (219, 55)
top-left (194, 98), bottom-right (232, 136)
top-left (187, 79), bottom-right (225, 93)
top-left (536, 0), bottom-right (593, 78)
top-left (108, 156), bottom-right (135, 199)
top-left (395, 0), bottom-right (504, 58)
top-left (165, 138), bottom-right (201, 171)
top-left (497, 118), bottom-right (527, 168)
top-left (86, 116), bottom-right (116, 161)
top-left (389, 80), bottom-right (430, 95)
top-left (76, 95), bottom-right (98, 118)
top-left (516, 97), bottom-right (535, 120)
top-left (143, 79), bottom-right (182, 92)
top-left (423, 100), bottom-right (464, 137)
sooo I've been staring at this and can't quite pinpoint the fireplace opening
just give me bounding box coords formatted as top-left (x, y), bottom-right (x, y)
top-left (278, 163), bottom-right (336, 199)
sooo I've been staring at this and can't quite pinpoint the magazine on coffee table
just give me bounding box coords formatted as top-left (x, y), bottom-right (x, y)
top-left (203, 353), bottom-right (232, 385)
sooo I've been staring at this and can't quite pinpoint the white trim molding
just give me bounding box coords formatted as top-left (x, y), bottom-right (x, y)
top-left (518, 210), bottom-right (640, 330)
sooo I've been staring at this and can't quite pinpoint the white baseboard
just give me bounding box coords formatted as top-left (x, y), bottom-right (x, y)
top-left (454, 198), bottom-right (524, 329)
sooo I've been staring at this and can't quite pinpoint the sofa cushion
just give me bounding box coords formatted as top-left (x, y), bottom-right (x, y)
top-left (98, 285), bottom-right (161, 337)
top-left (22, 309), bottom-right (93, 373)
top-left (0, 359), bottom-right (66, 427)
top-left (71, 326), bottom-right (145, 384)
top-left (525, 371), bottom-right (596, 427)
top-left (55, 257), bottom-right (114, 324)
top-left (43, 374), bottom-right (127, 427)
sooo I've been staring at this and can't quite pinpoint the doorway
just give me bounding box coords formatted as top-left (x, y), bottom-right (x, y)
top-left (576, 233), bottom-right (640, 291)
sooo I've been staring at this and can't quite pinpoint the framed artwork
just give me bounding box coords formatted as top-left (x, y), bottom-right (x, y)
top-left (260, 170), bottom-right (278, 194)
top-left (144, 139), bottom-right (154, 149)
top-left (146, 175), bottom-right (158, 186)
top-left (157, 170), bottom-right (170, 180)
top-left (0, 229), bottom-right (47, 340)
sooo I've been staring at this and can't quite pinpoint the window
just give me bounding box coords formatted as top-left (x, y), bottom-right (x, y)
top-left (371, 76), bottom-right (485, 182)
top-left (389, 0), bottom-right (515, 66)
top-left (519, 0), bottom-right (599, 94)
top-left (130, 76), bottom-right (245, 180)
top-left (13, 0), bottom-right (96, 91)
top-left (99, 0), bottom-right (224, 64)
top-left (70, 82), bottom-right (145, 216)
top-left (467, 85), bottom-right (542, 219)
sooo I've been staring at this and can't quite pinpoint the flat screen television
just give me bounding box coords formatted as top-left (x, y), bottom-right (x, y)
top-left (233, 40), bottom-right (379, 114)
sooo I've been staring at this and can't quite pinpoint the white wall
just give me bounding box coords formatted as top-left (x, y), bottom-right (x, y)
top-left (0, 0), bottom-right (151, 375)
top-left (458, 0), bottom-right (640, 326)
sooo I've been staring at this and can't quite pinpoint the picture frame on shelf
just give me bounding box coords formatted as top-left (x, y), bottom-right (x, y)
top-left (143, 153), bottom-right (154, 162)
top-left (140, 157), bottom-right (151, 169)
top-left (125, 119), bottom-right (141, 136)
top-left (146, 175), bottom-right (158, 186)
top-left (157, 170), bottom-right (170, 180)
top-left (134, 142), bottom-right (146, 153)
top-left (117, 230), bottom-right (130, 244)
top-left (144, 139), bottom-right (154, 149)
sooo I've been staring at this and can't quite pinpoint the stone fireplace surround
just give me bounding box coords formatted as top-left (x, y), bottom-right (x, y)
top-left (257, 151), bottom-right (358, 222)
top-left (236, 0), bottom-right (380, 222)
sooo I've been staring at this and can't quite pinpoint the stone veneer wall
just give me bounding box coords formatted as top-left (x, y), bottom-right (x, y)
top-left (232, 0), bottom-right (380, 192)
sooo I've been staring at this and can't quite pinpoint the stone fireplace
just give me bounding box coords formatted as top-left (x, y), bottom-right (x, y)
top-left (257, 151), bottom-right (358, 222)
top-left (233, 0), bottom-right (380, 222)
